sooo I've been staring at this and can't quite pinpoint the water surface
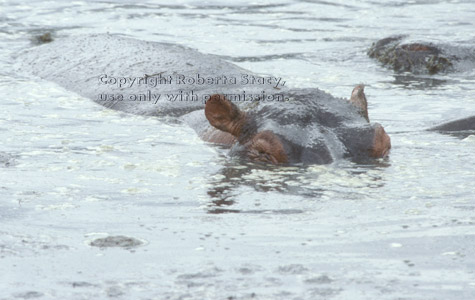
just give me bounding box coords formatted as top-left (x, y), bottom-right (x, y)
top-left (1, 0), bottom-right (475, 299)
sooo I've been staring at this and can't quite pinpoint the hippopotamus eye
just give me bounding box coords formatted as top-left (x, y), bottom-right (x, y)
top-left (247, 148), bottom-right (274, 164)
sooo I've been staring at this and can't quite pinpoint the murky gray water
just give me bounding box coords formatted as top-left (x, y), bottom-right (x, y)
top-left (1, 0), bottom-right (475, 299)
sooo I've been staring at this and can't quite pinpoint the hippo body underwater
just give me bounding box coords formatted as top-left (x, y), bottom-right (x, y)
top-left (16, 34), bottom-right (391, 165)
top-left (368, 35), bottom-right (475, 74)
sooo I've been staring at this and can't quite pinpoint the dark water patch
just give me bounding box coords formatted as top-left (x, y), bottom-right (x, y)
top-left (236, 264), bottom-right (264, 275)
top-left (304, 275), bottom-right (334, 284)
top-left (435, 130), bottom-right (475, 139)
top-left (40, 244), bottom-right (69, 250)
top-left (367, 0), bottom-right (444, 7)
top-left (12, 291), bottom-right (44, 299)
top-left (453, 205), bottom-right (475, 211)
top-left (219, 52), bottom-right (304, 63)
top-left (349, 157), bottom-right (392, 170)
top-left (126, 12), bottom-right (166, 19)
top-left (251, 9), bottom-right (308, 15)
top-left (214, 20), bottom-right (336, 33)
top-left (308, 287), bottom-right (342, 297)
top-left (106, 286), bottom-right (125, 298)
top-left (0, 152), bottom-right (16, 167)
top-left (70, 281), bottom-right (100, 288)
top-left (0, 231), bottom-right (70, 257)
top-left (110, 3), bottom-right (157, 10)
top-left (89, 235), bottom-right (144, 249)
top-left (207, 208), bottom-right (305, 215)
top-left (176, 13), bottom-right (212, 19)
top-left (23, 27), bottom-right (83, 41)
top-left (207, 208), bottom-right (241, 214)
top-left (90, 4), bottom-right (189, 12)
top-left (279, 16), bottom-right (350, 22)
top-left (190, 3), bottom-right (291, 11)
top-left (322, 36), bottom-right (375, 43)
top-left (276, 25), bottom-right (336, 33)
top-left (277, 264), bottom-right (309, 274)
top-left (104, 2), bottom-right (290, 13)
top-left (295, 0), bottom-right (357, 9)
top-left (175, 267), bottom-right (223, 285)
top-left (254, 38), bottom-right (319, 44)
top-left (247, 209), bottom-right (305, 214)
top-left (390, 74), bottom-right (449, 89)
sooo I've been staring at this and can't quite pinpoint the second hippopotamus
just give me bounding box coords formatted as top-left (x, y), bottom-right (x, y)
top-left (368, 35), bottom-right (475, 74)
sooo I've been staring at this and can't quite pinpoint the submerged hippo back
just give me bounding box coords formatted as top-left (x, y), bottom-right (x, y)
top-left (15, 34), bottom-right (281, 116)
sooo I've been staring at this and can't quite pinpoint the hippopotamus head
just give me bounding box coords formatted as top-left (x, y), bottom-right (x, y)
top-left (368, 35), bottom-right (454, 74)
top-left (205, 86), bottom-right (391, 165)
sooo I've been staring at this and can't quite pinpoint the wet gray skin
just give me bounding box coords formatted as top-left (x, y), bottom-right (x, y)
top-left (429, 116), bottom-right (475, 132)
top-left (16, 34), bottom-right (382, 165)
top-left (428, 116), bottom-right (475, 139)
top-left (16, 34), bottom-right (282, 117)
top-left (225, 88), bottom-right (381, 164)
top-left (368, 35), bottom-right (475, 74)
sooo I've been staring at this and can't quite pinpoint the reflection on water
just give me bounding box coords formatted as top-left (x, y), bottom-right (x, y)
top-left (218, 52), bottom-right (306, 63)
top-left (205, 158), bottom-right (390, 214)
top-left (433, 130), bottom-right (475, 139)
top-left (391, 74), bottom-right (449, 89)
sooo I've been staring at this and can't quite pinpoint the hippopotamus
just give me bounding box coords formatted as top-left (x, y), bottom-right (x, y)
top-left (16, 33), bottom-right (391, 165)
top-left (368, 35), bottom-right (475, 74)
top-left (428, 116), bottom-right (475, 139)
top-left (429, 116), bottom-right (475, 132)
top-left (199, 86), bottom-right (389, 164)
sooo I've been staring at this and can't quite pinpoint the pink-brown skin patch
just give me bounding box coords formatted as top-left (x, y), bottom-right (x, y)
top-left (372, 124), bottom-right (391, 158)
top-left (205, 94), bottom-right (245, 137)
top-left (200, 127), bottom-right (236, 146)
top-left (205, 88), bottom-right (390, 164)
top-left (246, 131), bottom-right (288, 164)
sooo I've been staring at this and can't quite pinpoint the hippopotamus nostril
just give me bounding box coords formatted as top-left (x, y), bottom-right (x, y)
top-left (246, 131), bottom-right (288, 164)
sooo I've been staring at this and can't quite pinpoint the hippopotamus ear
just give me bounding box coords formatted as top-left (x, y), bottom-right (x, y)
top-left (205, 94), bottom-right (245, 136)
top-left (205, 94), bottom-right (288, 164)
top-left (350, 85), bottom-right (369, 122)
